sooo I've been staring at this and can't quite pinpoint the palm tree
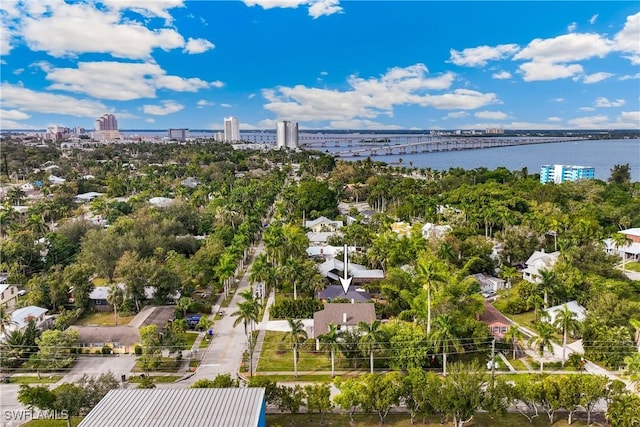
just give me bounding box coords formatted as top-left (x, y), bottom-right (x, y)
top-left (416, 256), bottom-right (448, 335)
top-left (196, 316), bottom-right (213, 333)
top-left (249, 253), bottom-right (270, 304)
top-left (553, 304), bottom-right (581, 367)
top-left (319, 323), bottom-right (342, 377)
top-left (106, 284), bottom-right (124, 326)
top-left (430, 314), bottom-right (463, 376)
top-left (527, 294), bottom-right (545, 321)
top-left (504, 324), bottom-right (525, 360)
top-left (500, 265), bottom-right (518, 291)
top-left (283, 318), bottom-right (308, 378)
top-left (0, 305), bottom-right (16, 336)
top-left (176, 297), bottom-right (194, 318)
top-left (528, 321), bottom-right (560, 372)
top-left (611, 232), bottom-right (631, 271)
top-left (538, 269), bottom-right (557, 308)
top-left (358, 320), bottom-right (384, 374)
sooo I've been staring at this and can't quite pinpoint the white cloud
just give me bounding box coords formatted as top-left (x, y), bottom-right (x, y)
top-left (248, 93), bottom-right (256, 99)
top-left (20, 1), bottom-right (185, 59)
top-left (518, 61), bottom-right (583, 82)
top-left (594, 97), bottom-right (625, 108)
top-left (619, 73), bottom-right (640, 80)
top-left (450, 44), bottom-right (520, 67)
top-left (492, 71), bottom-right (512, 80)
top-left (197, 100), bottom-right (214, 108)
top-left (474, 111), bottom-right (508, 120)
top-left (1, 109), bottom-right (31, 121)
top-left (320, 71), bottom-right (328, 76)
top-left (239, 123), bottom-right (260, 130)
top-left (211, 80), bottom-right (224, 88)
top-left (617, 111), bottom-right (640, 127)
top-left (262, 64), bottom-right (496, 123)
top-left (582, 72), bottom-right (614, 84)
top-left (328, 119), bottom-right (402, 130)
top-left (614, 12), bottom-right (640, 62)
top-left (308, 0), bottom-right (343, 18)
top-left (100, 0), bottom-right (184, 24)
top-left (589, 14), bottom-right (598, 25)
top-left (0, 83), bottom-right (109, 117)
top-left (221, 103), bottom-right (232, 108)
top-left (183, 37), bottom-right (215, 54)
top-left (551, 98), bottom-right (565, 103)
top-left (258, 119), bottom-right (277, 129)
top-left (45, 61), bottom-right (214, 101)
top-left (444, 111), bottom-right (468, 119)
top-left (579, 106), bottom-right (595, 112)
top-left (242, 0), bottom-right (342, 18)
top-left (142, 100), bottom-right (184, 115)
top-left (514, 33), bottom-right (612, 63)
top-left (567, 22), bottom-right (577, 33)
top-left (145, 118), bottom-right (156, 123)
top-left (547, 117), bottom-right (562, 122)
top-left (567, 115), bottom-right (610, 129)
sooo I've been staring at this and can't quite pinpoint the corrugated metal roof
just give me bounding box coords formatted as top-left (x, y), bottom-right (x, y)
top-left (78, 388), bottom-right (265, 427)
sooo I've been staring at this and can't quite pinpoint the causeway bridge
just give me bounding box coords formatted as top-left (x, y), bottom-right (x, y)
top-left (299, 136), bottom-right (589, 157)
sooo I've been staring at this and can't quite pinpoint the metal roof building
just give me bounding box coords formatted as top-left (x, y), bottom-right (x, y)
top-left (78, 388), bottom-right (266, 427)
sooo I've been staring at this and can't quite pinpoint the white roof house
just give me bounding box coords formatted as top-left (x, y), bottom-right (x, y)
top-left (422, 223), bottom-right (452, 240)
top-left (148, 197), bottom-right (174, 208)
top-left (306, 245), bottom-right (356, 258)
top-left (48, 175), bottom-right (66, 185)
top-left (522, 250), bottom-right (560, 283)
top-left (544, 300), bottom-right (586, 324)
top-left (318, 257), bottom-right (384, 283)
top-left (305, 216), bottom-right (344, 233)
top-left (11, 306), bottom-right (48, 329)
top-left (75, 192), bottom-right (104, 203)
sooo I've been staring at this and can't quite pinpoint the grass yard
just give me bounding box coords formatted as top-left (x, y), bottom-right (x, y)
top-left (257, 331), bottom-right (332, 373)
top-left (622, 262), bottom-right (640, 272)
top-left (183, 331), bottom-right (199, 349)
top-left (76, 311), bottom-right (135, 326)
top-left (6, 375), bottom-right (63, 384)
top-left (200, 336), bottom-right (211, 348)
top-left (22, 418), bottom-right (82, 427)
top-left (133, 357), bottom-right (182, 373)
top-left (504, 310), bottom-right (537, 328)
top-left (128, 375), bottom-right (182, 383)
top-left (509, 358), bottom-right (530, 371)
top-left (266, 413), bottom-right (588, 426)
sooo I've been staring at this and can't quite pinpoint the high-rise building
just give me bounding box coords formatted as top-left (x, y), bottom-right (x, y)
top-left (95, 114), bottom-right (118, 131)
top-left (540, 164), bottom-right (595, 184)
top-left (168, 128), bottom-right (189, 141)
top-left (224, 117), bottom-right (239, 142)
top-left (276, 121), bottom-right (299, 149)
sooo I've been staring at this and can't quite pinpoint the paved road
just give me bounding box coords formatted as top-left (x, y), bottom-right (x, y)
top-left (184, 241), bottom-right (266, 384)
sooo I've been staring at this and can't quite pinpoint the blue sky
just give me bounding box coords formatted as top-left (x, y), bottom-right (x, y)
top-left (1, 0), bottom-right (639, 131)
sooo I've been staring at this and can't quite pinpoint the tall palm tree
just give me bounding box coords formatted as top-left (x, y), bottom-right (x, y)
top-left (553, 304), bottom-right (581, 367)
top-left (358, 320), bottom-right (385, 374)
top-left (538, 269), bottom-right (557, 308)
top-left (504, 324), bottom-right (525, 360)
top-left (231, 289), bottom-right (261, 340)
top-left (249, 253), bottom-right (270, 304)
top-left (283, 318), bottom-right (307, 378)
top-left (528, 321), bottom-right (560, 372)
top-left (611, 232), bottom-right (631, 271)
top-left (527, 294), bottom-right (545, 321)
top-left (106, 284), bottom-right (124, 326)
top-left (429, 314), bottom-right (463, 376)
top-left (631, 319), bottom-right (640, 353)
top-left (416, 256), bottom-right (448, 335)
top-left (319, 323), bottom-right (342, 377)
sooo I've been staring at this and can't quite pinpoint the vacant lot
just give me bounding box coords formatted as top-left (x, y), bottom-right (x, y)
top-left (76, 312), bottom-right (135, 326)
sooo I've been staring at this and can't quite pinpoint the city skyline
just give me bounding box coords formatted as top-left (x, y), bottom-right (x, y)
top-left (1, 1), bottom-right (639, 131)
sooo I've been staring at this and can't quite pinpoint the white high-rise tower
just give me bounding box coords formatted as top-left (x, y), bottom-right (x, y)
top-left (276, 121), bottom-right (298, 149)
top-left (224, 117), bottom-right (239, 142)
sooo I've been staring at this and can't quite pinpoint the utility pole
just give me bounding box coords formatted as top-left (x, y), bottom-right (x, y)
top-left (491, 338), bottom-right (496, 390)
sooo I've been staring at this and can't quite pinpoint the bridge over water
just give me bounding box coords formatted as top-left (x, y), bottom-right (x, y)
top-left (300, 136), bottom-right (588, 157)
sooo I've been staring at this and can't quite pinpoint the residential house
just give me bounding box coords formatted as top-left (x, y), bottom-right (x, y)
top-left (306, 245), bottom-right (356, 259)
top-left (180, 177), bottom-right (200, 189)
top-left (603, 228), bottom-right (640, 262)
top-left (74, 192), bottom-right (104, 203)
top-left (90, 283), bottom-right (180, 311)
top-left (543, 300), bottom-right (586, 325)
top-left (0, 283), bottom-right (19, 309)
top-left (478, 303), bottom-right (511, 339)
top-left (148, 197), bottom-right (174, 208)
top-left (390, 222), bottom-right (412, 237)
top-left (317, 285), bottom-right (371, 303)
top-left (305, 216), bottom-right (343, 233)
top-left (47, 175), bottom-right (66, 185)
top-left (317, 257), bottom-right (384, 284)
top-left (10, 306), bottom-right (50, 332)
top-left (522, 250), bottom-right (560, 283)
top-left (312, 303), bottom-right (376, 339)
top-left (469, 273), bottom-right (507, 298)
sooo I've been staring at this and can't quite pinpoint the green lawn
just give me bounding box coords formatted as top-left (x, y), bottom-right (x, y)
top-left (128, 375), bottom-right (182, 383)
top-left (5, 375), bottom-right (63, 384)
top-left (266, 413), bottom-right (588, 426)
top-left (133, 357), bottom-right (182, 373)
top-left (183, 331), bottom-right (199, 349)
top-left (622, 262), bottom-right (640, 272)
top-left (200, 336), bottom-right (211, 348)
top-left (76, 311), bottom-right (135, 326)
top-left (257, 331), bottom-right (332, 372)
top-left (509, 358), bottom-right (530, 371)
top-left (22, 418), bottom-right (82, 427)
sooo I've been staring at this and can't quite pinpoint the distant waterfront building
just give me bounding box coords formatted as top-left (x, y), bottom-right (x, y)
top-left (224, 116), bottom-right (240, 142)
top-left (214, 132), bottom-right (224, 142)
top-left (93, 113), bottom-right (120, 142)
top-left (540, 164), bottom-right (595, 184)
top-left (45, 125), bottom-right (69, 141)
top-left (484, 128), bottom-right (504, 135)
top-left (276, 121), bottom-right (299, 149)
top-left (168, 128), bottom-right (189, 141)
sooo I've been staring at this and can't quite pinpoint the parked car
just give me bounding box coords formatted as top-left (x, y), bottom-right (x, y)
top-left (186, 315), bottom-right (202, 328)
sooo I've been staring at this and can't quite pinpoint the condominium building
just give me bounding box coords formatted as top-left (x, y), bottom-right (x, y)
top-left (94, 114), bottom-right (121, 142)
top-left (540, 164), bottom-right (595, 184)
top-left (276, 121), bottom-right (299, 149)
top-left (168, 128), bottom-right (189, 141)
top-left (224, 117), bottom-right (240, 142)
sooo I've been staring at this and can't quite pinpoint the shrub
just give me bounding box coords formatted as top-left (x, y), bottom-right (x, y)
top-left (101, 345), bottom-right (112, 355)
top-left (134, 345), bottom-right (143, 356)
top-left (270, 298), bottom-right (324, 319)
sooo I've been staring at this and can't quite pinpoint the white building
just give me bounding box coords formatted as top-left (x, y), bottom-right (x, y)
top-left (544, 301), bottom-right (586, 324)
top-left (168, 128), bottom-right (189, 141)
top-left (522, 250), bottom-right (560, 283)
top-left (224, 117), bottom-right (240, 142)
top-left (276, 121), bottom-right (299, 149)
top-left (540, 164), bottom-right (595, 184)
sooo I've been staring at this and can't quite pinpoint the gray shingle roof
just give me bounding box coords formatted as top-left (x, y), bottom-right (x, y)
top-left (78, 388), bottom-right (265, 427)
